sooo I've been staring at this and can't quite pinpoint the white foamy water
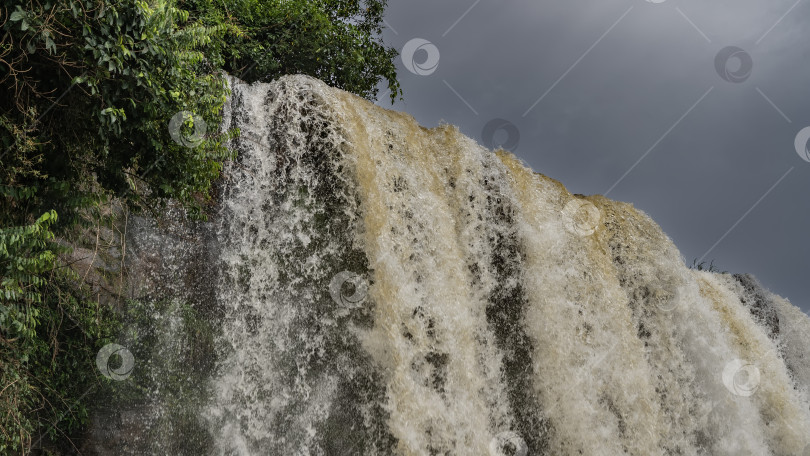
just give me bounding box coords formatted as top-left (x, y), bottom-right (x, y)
top-left (204, 75), bottom-right (810, 455)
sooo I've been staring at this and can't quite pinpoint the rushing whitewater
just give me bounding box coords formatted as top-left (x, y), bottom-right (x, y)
top-left (203, 75), bottom-right (810, 455)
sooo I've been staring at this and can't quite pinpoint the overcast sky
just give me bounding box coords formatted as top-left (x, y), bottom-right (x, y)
top-left (376, 0), bottom-right (810, 315)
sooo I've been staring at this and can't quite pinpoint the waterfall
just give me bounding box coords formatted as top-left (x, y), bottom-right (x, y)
top-left (202, 74), bottom-right (810, 455)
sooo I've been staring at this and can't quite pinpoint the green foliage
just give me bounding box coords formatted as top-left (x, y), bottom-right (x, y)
top-left (0, 210), bottom-right (121, 453)
top-left (180, 0), bottom-right (401, 102)
top-left (1, 0), bottom-right (236, 223)
top-left (0, 210), bottom-right (59, 339)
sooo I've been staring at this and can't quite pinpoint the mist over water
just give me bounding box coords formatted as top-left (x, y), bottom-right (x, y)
top-left (202, 75), bottom-right (810, 455)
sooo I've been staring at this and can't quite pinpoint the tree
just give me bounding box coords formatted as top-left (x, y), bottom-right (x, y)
top-left (181, 0), bottom-right (401, 102)
top-left (1, 0), bottom-right (233, 449)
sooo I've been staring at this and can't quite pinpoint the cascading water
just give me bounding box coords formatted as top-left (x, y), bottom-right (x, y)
top-left (202, 74), bottom-right (810, 455)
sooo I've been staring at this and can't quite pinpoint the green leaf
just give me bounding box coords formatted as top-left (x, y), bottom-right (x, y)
top-left (10, 11), bottom-right (25, 21)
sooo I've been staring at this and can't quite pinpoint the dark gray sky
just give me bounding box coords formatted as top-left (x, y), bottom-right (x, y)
top-left (376, 0), bottom-right (810, 315)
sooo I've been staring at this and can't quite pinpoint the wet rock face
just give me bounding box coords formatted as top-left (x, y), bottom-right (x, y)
top-left (63, 203), bottom-right (218, 313)
top-left (81, 406), bottom-right (154, 455)
top-left (79, 206), bottom-right (220, 456)
top-left (733, 273), bottom-right (781, 340)
top-left (123, 210), bottom-right (219, 314)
